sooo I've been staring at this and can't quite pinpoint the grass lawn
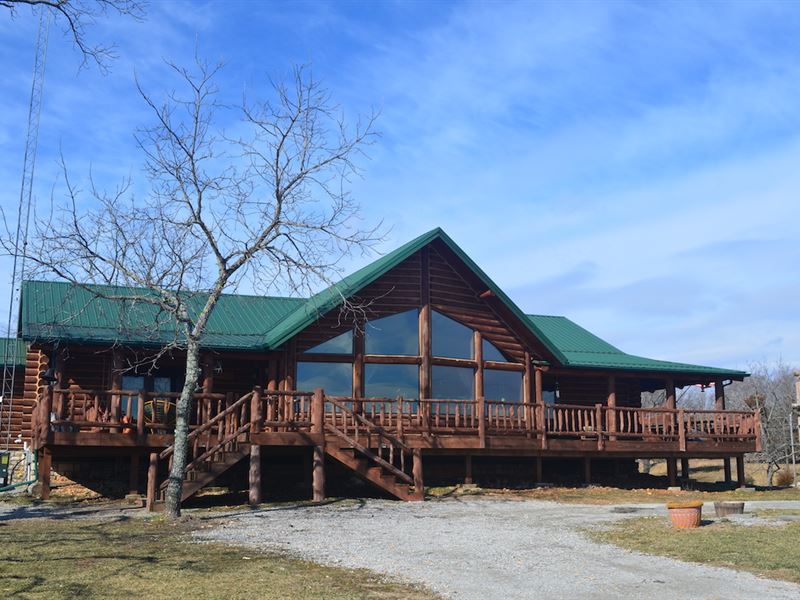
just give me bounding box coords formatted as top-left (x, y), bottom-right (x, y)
top-left (591, 516), bottom-right (800, 584)
top-left (428, 484), bottom-right (800, 504)
top-left (0, 515), bottom-right (436, 600)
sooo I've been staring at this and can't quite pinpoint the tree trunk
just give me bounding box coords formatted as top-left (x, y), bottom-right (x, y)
top-left (767, 462), bottom-right (775, 488)
top-left (165, 339), bottom-right (201, 518)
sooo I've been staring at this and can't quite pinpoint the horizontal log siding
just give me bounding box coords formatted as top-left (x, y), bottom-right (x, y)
top-left (6, 349), bottom-right (40, 448)
top-left (551, 375), bottom-right (642, 407)
top-left (428, 245), bottom-right (527, 363)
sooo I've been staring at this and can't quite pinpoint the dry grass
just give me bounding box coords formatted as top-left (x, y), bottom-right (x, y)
top-left (648, 458), bottom-right (795, 487)
top-left (428, 484), bottom-right (800, 504)
top-left (592, 516), bottom-right (800, 584)
top-left (0, 516), bottom-right (437, 600)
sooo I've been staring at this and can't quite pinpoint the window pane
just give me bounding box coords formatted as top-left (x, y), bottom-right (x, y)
top-left (121, 375), bottom-right (145, 416)
top-left (432, 365), bottom-right (474, 399)
top-left (153, 377), bottom-right (172, 393)
top-left (364, 364), bottom-right (418, 399)
top-left (432, 311), bottom-right (473, 359)
top-left (365, 310), bottom-right (419, 356)
top-left (484, 370), bottom-right (522, 402)
top-left (297, 362), bottom-right (352, 397)
top-left (304, 330), bottom-right (353, 354)
top-left (482, 339), bottom-right (507, 362)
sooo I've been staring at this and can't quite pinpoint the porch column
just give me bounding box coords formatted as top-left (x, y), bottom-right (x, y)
top-left (249, 386), bottom-right (263, 506)
top-left (680, 458), bottom-right (690, 481)
top-left (583, 457), bottom-right (592, 486)
top-left (607, 376), bottom-right (616, 441)
top-left (464, 454), bottom-right (473, 485)
top-left (419, 247), bottom-right (431, 401)
top-left (534, 456), bottom-right (543, 483)
top-left (715, 380), bottom-right (732, 482)
top-left (311, 388), bottom-right (325, 502)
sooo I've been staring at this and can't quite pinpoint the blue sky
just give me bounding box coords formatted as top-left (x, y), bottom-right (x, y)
top-left (1, 0), bottom-right (799, 369)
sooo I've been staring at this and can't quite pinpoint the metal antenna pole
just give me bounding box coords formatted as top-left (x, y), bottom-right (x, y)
top-left (2, 9), bottom-right (51, 450)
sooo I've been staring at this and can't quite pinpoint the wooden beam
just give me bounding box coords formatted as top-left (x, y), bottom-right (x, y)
top-left (583, 457), bottom-right (591, 486)
top-left (474, 330), bottom-right (483, 400)
top-left (523, 351), bottom-right (532, 435)
top-left (464, 453), bottom-right (473, 485)
top-left (534, 456), bottom-right (543, 483)
top-left (419, 246), bottom-right (431, 400)
top-left (353, 328), bottom-right (364, 401)
top-left (724, 458), bottom-right (732, 484)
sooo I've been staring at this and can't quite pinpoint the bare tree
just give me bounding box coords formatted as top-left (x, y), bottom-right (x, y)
top-left (2, 0), bottom-right (146, 71)
top-left (6, 59), bottom-right (380, 517)
top-left (727, 360), bottom-right (797, 486)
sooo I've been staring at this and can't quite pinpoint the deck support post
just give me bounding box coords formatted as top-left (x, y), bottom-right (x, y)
top-left (311, 388), bottom-right (325, 502)
top-left (464, 454), bottom-right (473, 485)
top-left (666, 458), bottom-right (678, 487)
top-left (129, 452), bottom-right (140, 495)
top-left (723, 458), bottom-right (732, 484)
top-left (146, 452), bottom-right (157, 511)
top-left (583, 457), bottom-right (591, 486)
top-left (736, 456), bottom-right (746, 488)
top-left (534, 456), bottom-right (543, 483)
top-left (38, 449), bottom-right (51, 500)
top-left (412, 448), bottom-right (424, 500)
top-left (680, 458), bottom-right (690, 481)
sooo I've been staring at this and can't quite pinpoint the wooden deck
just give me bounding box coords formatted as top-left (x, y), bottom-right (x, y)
top-left (31, 387), bottom-right (761, 506)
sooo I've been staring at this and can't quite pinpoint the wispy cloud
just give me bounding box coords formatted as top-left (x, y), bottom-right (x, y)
top-left (0, 0), bottom-right (797, 368)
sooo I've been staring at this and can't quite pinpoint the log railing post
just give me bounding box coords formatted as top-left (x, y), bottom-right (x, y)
top-left (477, 396), bottom-right (486, 448)
top-left (678, 407), bottom-right (686, 452)
top-left (146, 451), bottom-right (158, 511)
top-left (137, 391), bottom-right (146, 438)
top-left (249, 386), bottom-right (263, 506)
top-left (396, 396), bottom-right (404, 441)
top-left (311, 388), bottom-right (324, 434)
top-left (595, 403), bottom-right (604, 450)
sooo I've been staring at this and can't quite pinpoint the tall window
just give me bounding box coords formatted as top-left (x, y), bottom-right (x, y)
top-left (484, 370), bottom-right (522, 402)
top-left (364, 364), bottom-right (418, 399)
top-left (432, 365), bottom-right (473, 399)
top-left (296, 361), bottom-right (352, 397)
top-left (304, 330), bottom-right (353, 354)
top-left (365, 310), bottom-right (418, 356)
top-left (482, 338), bottom-right (507, 362)
top-left (432, 311), bottom-right (473, 359)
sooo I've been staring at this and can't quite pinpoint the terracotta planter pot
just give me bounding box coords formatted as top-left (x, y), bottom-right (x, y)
top-left (666, 501), bottom-right (703, 529)
top-left (714, 501), bottom-right (744, 517)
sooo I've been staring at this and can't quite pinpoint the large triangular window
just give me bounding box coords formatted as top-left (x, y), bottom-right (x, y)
top-left (303, 330), bottom-right (353, 354)
top-left (482, 338), bottom-right (508, 362)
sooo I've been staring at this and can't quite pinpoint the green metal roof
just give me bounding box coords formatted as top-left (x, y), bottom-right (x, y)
top-left (527, 314), bottom-right (747, 378)
top-left (0, 338), bottom-right (27, 365)
top-left (20, 280), bottom-right (304, 350)
top-left (17, 229), bottom-right (747, 379)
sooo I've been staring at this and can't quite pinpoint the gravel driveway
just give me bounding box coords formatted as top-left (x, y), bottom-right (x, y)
top-left (194, 497), bottom-right (800, 600)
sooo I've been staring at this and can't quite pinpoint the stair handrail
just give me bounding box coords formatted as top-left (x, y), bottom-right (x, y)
top-left (159, 390), bottom-right (254, 460)
top-left (325, 396), bottom-right (412, 453)
top-left (325, 421), bottom-right (413, 484)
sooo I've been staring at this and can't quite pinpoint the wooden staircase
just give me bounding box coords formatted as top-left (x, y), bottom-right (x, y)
top-left (151, 391), bottom-right (253, 509)
top-left (324, 398), bottom-right (422, 501)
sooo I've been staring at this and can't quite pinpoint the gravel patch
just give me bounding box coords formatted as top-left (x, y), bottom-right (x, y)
top-left (194, 498), bottom-right (800, 600)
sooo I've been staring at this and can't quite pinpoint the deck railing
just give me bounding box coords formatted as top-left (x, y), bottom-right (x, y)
top-left (33, 385), bottom-right (761, 452)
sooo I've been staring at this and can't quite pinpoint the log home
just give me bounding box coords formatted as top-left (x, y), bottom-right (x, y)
top-left (15, 228), bottom-right (759, 507)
